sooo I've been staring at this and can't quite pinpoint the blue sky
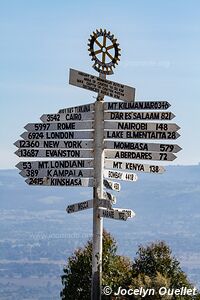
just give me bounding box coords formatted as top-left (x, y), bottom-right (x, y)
top-left (1, 0), bottom-right (200, 168)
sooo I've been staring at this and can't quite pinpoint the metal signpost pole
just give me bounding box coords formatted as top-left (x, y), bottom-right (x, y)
top-left (92, 73), bottom-right (105, 300)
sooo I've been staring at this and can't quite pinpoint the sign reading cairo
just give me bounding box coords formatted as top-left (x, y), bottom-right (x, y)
top-left (14, 28), bottom-right (182, 300)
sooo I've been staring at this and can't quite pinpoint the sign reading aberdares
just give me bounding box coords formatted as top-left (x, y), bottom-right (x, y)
top-left (69, 68), bottom-right (135, 102)
top-left (104, 150), bottom-right (176, 161)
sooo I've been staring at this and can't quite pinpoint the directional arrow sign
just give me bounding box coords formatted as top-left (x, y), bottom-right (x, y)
top-left (104, 131), bottom-right (180, 140)
top-left (24, 121), bottom-right (94, 132)
top-left (104, 160), bottom-right (165, 174)
top-left (58, 103), bottom-right (94, 114)
top-left (69, 68), bottom-right (135, 102)
top-left (104, 121), bottom-right (180, 132)
top-left (15, 149), bottom-right (93, 158)
top-left (104, 101), bottom-right (171, 111)
top-left (20, 168), bottom-right (94, 178)
top-left (103, 179), bottom-right (121, 192)
top-left (104, 111), bottom-right (175, 121)
top-left (67, 200), bottom-right (93, 213)
top-left (113, 208), bottom-right (135, 218)
top-left (25, 177), bottom-right (94, 187)
top-left (98, 208), bottom-right (128, 221)
top-left (21, 131), bottom-right (93, 140)
top-left (40, 111), bottom-right (94, 123)
top-left (66, 198), bottom-right (112, 214)
top-left (105, 141), bottom-right (182, 153)
top-left (104, 169), bottom-right (138, 182)
top-left (14, 140), bottom-right (93, 149)
top-left (105, 150), bottom-right (176, 161)
top-left (16, 159), bottom-right (93, 171)
top-left (103, 191), bottom-right (116, 204)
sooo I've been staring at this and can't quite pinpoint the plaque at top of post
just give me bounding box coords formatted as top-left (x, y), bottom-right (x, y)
top-left (69, 29), bottom-right (135, 103)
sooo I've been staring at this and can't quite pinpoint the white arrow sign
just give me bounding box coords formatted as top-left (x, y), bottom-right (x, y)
top-left (66, 198), bottom-right (112, 214)
top-left (14, 140), bottom-right (93, 149)
top-left (40, 111), bottom-right (94, 123)
top-left (104, 101), bottom-right (171, 111)
top-left (105, 141), bottom-right (182, 153)
top-left (67, 200), bottom-right (93, 213)
top-left (103, 179), bottom-right (121, 192)
top-left (104, 121), bottom-right (180, 132)
top-left (25, 177), bottom-right (94, 187)
top-left (69, 68), bottom-right (135, 102)
top-left (104, 160), bottom-right (165, 174)
top-left (104, 130), bottom-right (180, 140)
top-left (21, 131), bottom-right (93, 140)
top-left (104, 111), bottom-right (175, 121)
top-left (104, 169), bottom-right (138, 182)
top-left (105, 150), bottom-right (176, 161)
top-left (98, 208), bottom-right (128, 221)
top-left (15, 149), bottom-right (93, 158)
top-left (24, 121), bottom-right (94, 132)
top-left (20, 168), bottom-right (94, 178)
top-left (16, 159), bottom-right (93, 171)
top-left (113, 208), bottom-right (135, 218)
top-left (58, 103), bottom-right (94, 114)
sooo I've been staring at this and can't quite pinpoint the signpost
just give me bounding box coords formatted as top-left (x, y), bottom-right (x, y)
top-left (21, 131), bottom-right (93, 140)
top-left (104, 150), bottom-right (176, 161)
top-left (15, 149), bottom-right (93, 158)
top-left (14, 139), bottom-right (93, 149)
top-left (25, 177), bottom-right (94, 187)
top-left (66, 198), bottom-right (113, 214)
top-left (14, 29), bottom-right (182, 300)
top-left (104, 160), bottom-right (165, 174)
top-left (69, 68), bottom-right (135, 102)
top-left (40, 111), bottom-right (94, 122)
top-left (24, 121), bottom-right (94, 131)
top-left (104, 130), bottom-right (180, 140)
top-left (104, 111), bottom-right (175, 121)
top-left (20, 168), bottom-right (93, 178)
top-left (105, 141), bottom-right (182, 153)
top-left (104, 121), bottom-right (180, 132)
top-left (104, 101), bottom-right (171, 110)
top-left (104, 169), bottom-right (138, 182)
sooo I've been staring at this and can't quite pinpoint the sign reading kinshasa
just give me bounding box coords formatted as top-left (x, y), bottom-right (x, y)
top-left (69, 68), bottom-right (135, 102)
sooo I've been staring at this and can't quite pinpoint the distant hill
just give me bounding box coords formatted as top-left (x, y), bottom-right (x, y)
top-left (0, 165), bottom-right (199, 299)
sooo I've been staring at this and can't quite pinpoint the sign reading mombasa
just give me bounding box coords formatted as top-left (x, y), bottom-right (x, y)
top-left (14, 28), bottom-right (182, 300)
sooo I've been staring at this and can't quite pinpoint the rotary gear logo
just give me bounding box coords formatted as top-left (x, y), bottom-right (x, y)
top-left (88, 29), bottom-right (121, 75)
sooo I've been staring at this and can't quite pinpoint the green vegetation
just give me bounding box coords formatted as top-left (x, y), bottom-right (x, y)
top-left (60, 231), bottom-right (200, 299)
